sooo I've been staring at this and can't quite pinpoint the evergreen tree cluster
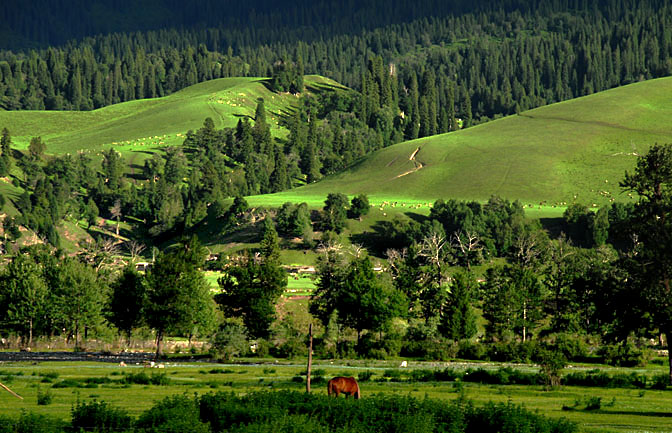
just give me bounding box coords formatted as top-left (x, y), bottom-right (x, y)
top-left (1, 0), bottom-right (671, 127)
top-left (0, 0), bottom-right (672, 127)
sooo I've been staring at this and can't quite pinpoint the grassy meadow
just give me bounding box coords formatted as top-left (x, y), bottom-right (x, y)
top-left (1, 359), bottom-right (672, 432)
top-left (249, 77), bottom-right (672, 209)
top-left (0, 74), bottom-right (342, 157)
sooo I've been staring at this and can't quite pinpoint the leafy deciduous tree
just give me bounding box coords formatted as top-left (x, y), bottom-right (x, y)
top-left (216, 252), bottom-right (287, 339)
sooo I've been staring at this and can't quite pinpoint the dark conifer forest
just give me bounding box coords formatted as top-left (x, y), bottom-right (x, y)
top-left (1, 0), bottom-right (671, 126)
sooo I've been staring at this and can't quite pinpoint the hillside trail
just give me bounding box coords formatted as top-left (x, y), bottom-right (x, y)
top-left (394, 147), bottom-right (423, 179)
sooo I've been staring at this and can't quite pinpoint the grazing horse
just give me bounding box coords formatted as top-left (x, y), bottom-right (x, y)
top-left (327, 376), bottom-right (360, 399)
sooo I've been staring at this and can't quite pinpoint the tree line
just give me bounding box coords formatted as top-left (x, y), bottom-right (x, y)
top-left (1, 0), bottom-right (671, 136)
top-left (1, 144), bottom-right (668, 382)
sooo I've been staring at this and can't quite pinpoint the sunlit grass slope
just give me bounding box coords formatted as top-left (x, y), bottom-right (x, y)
top-left (252, 77), bottom-right (672, 209)
top-left (0, 75), bottom-right (342, 154)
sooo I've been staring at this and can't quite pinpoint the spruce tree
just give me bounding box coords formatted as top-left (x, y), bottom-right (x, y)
top-left (260, 217), bottom-right (280, 263)
top-left (0, 128), bottom-right (12, 176)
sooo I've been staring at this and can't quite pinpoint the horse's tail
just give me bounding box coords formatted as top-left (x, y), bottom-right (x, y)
top-left (327, 379), bottom-right (333, 397)
top-left (355, 383), bottom-right (361, 399)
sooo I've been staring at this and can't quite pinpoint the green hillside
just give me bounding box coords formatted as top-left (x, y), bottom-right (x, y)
top-left (0, 75), bottom-right (342, 155)
top-left (250, 77), bottom-right (672, 209)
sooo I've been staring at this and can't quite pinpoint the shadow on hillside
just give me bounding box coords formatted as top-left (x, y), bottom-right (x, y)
top-left (405, 212), bottom-right (429, 224)
top-left (232, 113), bottom-right (254, 120)
top-left (351, 230), bottom-right (383, 257)
top-left (131, 150), bottom-right (157, 156)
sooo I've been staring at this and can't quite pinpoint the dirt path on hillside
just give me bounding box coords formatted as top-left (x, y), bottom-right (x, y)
top-left (394, 147), bottom-right (424, 179)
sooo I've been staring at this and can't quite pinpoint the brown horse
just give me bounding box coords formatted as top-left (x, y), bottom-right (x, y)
top-left (327, 376), bottom-right (360, 399)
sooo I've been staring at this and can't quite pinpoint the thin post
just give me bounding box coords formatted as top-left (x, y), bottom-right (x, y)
top-left (0, 381), bottom-right (23, 399)
top-left (306, 323), bottom-right (313, 393)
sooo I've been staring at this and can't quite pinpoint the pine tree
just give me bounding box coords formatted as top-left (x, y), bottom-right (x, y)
top-left (406, 72), bottom-right (420, 139)
top-left (260, 216), bottom-right (280, 263)
top-left (0, 128), bottom-right (12, 176)
top-left (439, 271), bottom-right (478, 340)
top-left (462, 91), bottom-right (472, 128)
top-left (252, 98), bottom-right (271, 153)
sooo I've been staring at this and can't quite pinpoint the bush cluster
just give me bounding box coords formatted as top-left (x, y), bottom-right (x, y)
top-left (351, 366), bottom-right (667, 390)
top-left (0, 391), bottom-right (577, 433)
top-left (563, 369), bottom-right (649, 388)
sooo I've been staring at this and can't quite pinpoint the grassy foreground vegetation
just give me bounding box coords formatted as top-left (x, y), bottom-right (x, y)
top-left (2, 360), bottom-right (672, 432)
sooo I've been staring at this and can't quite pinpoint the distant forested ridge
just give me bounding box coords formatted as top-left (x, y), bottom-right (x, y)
top-left (1, 0), bottom-right (671, 132)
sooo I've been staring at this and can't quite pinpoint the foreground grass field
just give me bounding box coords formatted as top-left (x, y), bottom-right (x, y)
top-left (250, 77), bottom-right (672, 209)
top-left (1, 359), bottom-right (671, 432)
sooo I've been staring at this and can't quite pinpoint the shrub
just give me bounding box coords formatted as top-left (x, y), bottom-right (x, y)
top-left (358, 371), bottom-right (374, 382)
top-left (70, 400), bottom-right (132, 432)
top-left (467, 401), bottom-right (578, 433)
top-left (651, 374), bottom-right (668, 390)
top-left (584, 396), bottom-right (601, 411)
top-left (229, 414), bottom-right (330, 433)
top-left (251, 339), bottom-right (271, 358)
top-left (598, 342), bottom-right (650, 367)
top-left (381, 337), bottom-right (403, 357)
top-left (409, 369), bottom-right (436, 382)
top-left (336, 340), bottom-right (357, 359)
top-left (197, 390), bottom-right (577, 433)
top-left (136, 394), bottom-right (209, 433)
top-left (0, 415), bottom-right (12, 433)
top-left (458, 340), bottom-right (487, 360)
top-left (211, 322), bottom-right (249, 361)
top-left (383, 369), bottom-right (404, 381)
top-left (487, 340), bottom-right (540, 363)
top-left (122, 372), bottom-right (150, 385)
top-left (149, 372), bottom-right (171, 386)
top-left (433, 368), bottom-right (462, 382)
top-left (355, 334), bottom-right (388, 359)
top-left (85, 377), bottom-right (113, 385)
top-left (36, 386), bottom-right (53, 406)
top-left (425, 339), bottom-right (459, 361)
top-left (273, 336), bottom-right (307, 359)
top-left (12, 412), bottom-right (66, 433)
top-left (535, 347), bottom-right (567, 388)
top-left (52, 379), bottom-right (85, 388)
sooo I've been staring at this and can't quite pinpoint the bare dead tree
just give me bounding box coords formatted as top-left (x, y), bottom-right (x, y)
top-left (450, 230), bottom-right (482, 271)
top-left (317, 239), bottom-right (343, 255)
top-left (418, 231), bottom-right (447, 286)
top-left (125, 240), bottom-right (146, 264)
top-left (80, 237), bottom-right (121, 271)
top-left (349, 243), bottom-right (365, 258)
top-left (512, 230), bottom-right (546, 269)
top-left (109, 199), bottom-right (122, 236)
top-left (385, 248), bottom-right (407, 277)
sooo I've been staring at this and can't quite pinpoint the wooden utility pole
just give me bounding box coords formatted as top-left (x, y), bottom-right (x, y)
top-left (0, 381), bottom-right (23, 399)
top-left (306, 323), bottom-right (313, 393)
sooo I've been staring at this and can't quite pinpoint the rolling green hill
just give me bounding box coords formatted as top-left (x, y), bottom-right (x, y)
top-left (0, 75), bottom-right (342, 155)
top-left (250, 77), bottom-right (672, 210)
